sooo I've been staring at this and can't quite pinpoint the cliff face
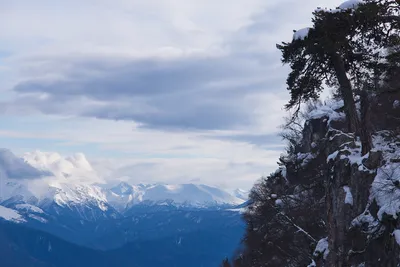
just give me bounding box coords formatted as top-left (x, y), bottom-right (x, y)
top-left (233, 94), bottom-right (400, 267)
top-left (301, 98), bottom-right (400, 266)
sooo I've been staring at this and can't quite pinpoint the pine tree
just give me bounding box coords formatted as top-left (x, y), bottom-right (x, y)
top-left (277, 0), bottom-right (399, 137)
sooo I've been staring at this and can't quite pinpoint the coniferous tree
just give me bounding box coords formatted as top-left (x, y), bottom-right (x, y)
top-left (224, 1), bottom-right (400, 266)
top-left (277, 0), bottom-right (399, 138)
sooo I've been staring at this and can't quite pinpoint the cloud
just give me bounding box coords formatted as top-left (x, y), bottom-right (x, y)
top-left (0, 0), bottom-right (346, 189)
top-left (0, 148), bottom-right (51, 179)
top-left (91, 156), bottom-right (280, 190)
top-left (7, 48), bottom-right (285, 132)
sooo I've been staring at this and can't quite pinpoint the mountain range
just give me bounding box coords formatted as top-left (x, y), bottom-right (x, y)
top-left (0, 148), bottom-right (248, 267)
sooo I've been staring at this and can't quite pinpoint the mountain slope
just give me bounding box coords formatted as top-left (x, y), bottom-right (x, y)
top-left (0, 214), bottom-right (244, 267)
top-left (0, 220), bottom-right (112, 267)
top-left (0, 149), bottom-right (246, 223)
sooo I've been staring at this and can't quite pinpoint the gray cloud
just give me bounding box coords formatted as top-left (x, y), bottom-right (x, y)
top-left (5, 0), bottom-right (300, 134)
top-left (0, 148), bottom-right (52, 179)
top-left (9, 48), bottom-right (285, 131)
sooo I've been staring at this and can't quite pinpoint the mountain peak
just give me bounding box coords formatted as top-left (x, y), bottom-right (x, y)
top-left (110, 182), bottom-right (134, 195)
top-left (106, 182), bottom-right (245, 211)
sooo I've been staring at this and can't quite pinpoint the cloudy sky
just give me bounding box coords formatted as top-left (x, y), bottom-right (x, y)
top-left (0, 0), bottom-right (343, 189)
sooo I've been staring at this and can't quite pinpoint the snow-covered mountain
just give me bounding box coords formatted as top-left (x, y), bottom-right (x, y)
top-left (0, 149), bottom-right (247, 266)
top-left (0, 149), bottom-right (247, 220)
top-left (106, 182), bottom-right (245, 211)
top-left (232, 188), bottom-right (249, 201)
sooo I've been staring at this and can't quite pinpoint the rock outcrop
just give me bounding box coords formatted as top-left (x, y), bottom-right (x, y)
top-left (231, 95), bottom-right (400, 267)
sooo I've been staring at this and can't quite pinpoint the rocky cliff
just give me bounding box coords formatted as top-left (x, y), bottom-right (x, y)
top-left (228, 93), bottom-right (400, 267)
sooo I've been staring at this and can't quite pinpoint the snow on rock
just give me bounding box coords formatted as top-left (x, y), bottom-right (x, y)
top-left (351, 211), bottom-right (380, 233)
top-left (0, 205), bottom-right (25, 223)
top-left (275, 199), bottom-right (284, 207)
top-left (274, 166), bottom-right (287, 178)
top-left (52, 182), bottom-right (109, 211)
top-left (293, 28), bottom-right (311, 40)
top-left (393, 230), bottom-right (400, 245)
top-left (15, 204), bottom-right (44, 214)
top-left (307, 99), bottom-right (345, 125)
top-left (327, 151), bottom-right (340, 163)
top-left (297, 152), bottom-right (316, 167)
top-left (371, 133), bottom-right (400, 220)
top-left (332, 140), bottom-right (372, 172)
top-left (313, 237), bottom-right (329, 259)
top-left (343, 186), bottom-right (353, 205)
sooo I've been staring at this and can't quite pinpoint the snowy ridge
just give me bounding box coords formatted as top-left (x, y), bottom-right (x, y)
top-left (0, 149), bottom-right (247, 220)
top-left (107, 182), bottom-right (246, 211)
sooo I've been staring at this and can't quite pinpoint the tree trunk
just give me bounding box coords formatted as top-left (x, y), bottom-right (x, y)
top-left (360, 90), bottom-right (373, 155)
top-left (330, 53), bottom-right (360, 134)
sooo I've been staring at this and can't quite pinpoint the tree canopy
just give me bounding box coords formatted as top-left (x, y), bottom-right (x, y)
top-left (277, 0), bottom-right (399, 132)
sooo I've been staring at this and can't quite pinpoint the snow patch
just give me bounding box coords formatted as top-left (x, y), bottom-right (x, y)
top-left (307, 99), bottom-right (345, 125)
top-left (343, 186), bottom-right (353, 205)
top-left (393, 230), bottom-right (400, 245)
top-left (15, 204), bottom-right (44, 214)
top-left (316, 0), bottom-right (365, 13)
top-left (28, 214), bottom-right (48, 223)
top-left (293, 28), bottom-right (311, 40)
top-left (275, 199), bottom-right (283, 207)
top-left (297, 152), bottom-right (316, 167)
top-left (313, 237), bottom-right (329, 259)
top-left (0, 205), bottom-right (25, 223)
top-left (371, 133), bottom-right (400, 220)
top-left (307, 260), bottom-right (316, 267)
top-left (327, 151), bottom-right (339, 162)
top-left (351, 211), bottom-right (380, 233)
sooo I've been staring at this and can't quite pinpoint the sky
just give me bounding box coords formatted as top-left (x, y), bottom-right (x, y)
top-left (0, 0), bottom-right (344, 190)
